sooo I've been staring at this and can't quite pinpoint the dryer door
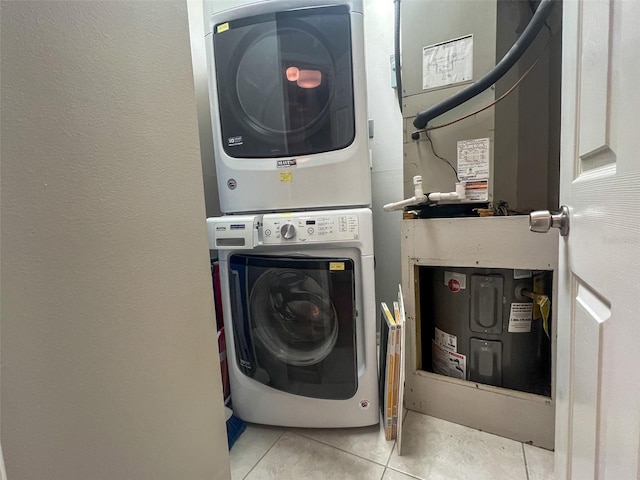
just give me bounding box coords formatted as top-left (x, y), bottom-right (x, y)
top-left (229, 254), bottom-right (358, 400)
top-left (212, 5), bottom-right (355, 158)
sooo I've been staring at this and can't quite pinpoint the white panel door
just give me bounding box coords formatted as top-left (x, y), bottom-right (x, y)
top-left (553, 0), bottom-right (640, 478)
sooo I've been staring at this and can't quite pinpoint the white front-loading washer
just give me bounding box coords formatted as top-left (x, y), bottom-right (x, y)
top-left (207, 208), bottom-right (378, 427)
top-left (205, 0), bottom-right (371, 214)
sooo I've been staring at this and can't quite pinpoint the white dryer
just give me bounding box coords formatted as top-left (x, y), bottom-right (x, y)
top-left (207, 208), bottom-right (378, 427)
top-left (206, 0), bottom-right (371, 214)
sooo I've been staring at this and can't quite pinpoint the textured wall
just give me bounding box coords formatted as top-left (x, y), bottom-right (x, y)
top-left (0, 1), bottom-right (230, 479)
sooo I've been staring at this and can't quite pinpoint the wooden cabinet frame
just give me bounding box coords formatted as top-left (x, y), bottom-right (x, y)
top-left (401, 216), bottom-right (558, 449)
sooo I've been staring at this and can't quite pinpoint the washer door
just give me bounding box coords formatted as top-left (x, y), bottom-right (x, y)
top-left (250, 268), bottom-right (338, 366)
top-left (228, 254), bottom-right (358, 400)
top-left (212, 5), bottom-right (355, 158)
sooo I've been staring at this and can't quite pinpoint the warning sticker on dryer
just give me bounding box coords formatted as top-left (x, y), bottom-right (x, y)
top-left (508, 303), bottom-right (533, 333)
top-left (280, 172), bottom-right (293, 183)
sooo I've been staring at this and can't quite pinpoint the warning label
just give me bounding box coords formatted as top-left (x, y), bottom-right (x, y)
top-left (435, 327), bottom-right (457, 352)
top-left (508, 303), bottom-right (533, 333)
top-left (433, 341), bottom-right (466, 379)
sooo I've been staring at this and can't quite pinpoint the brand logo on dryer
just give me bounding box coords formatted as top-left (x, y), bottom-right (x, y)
top-left (276, 159), bottom-right (297, 168)
top-left (227, 136), bottom-right (243, 146)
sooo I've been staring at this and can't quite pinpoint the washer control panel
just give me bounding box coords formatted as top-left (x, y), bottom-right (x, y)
top-left (262, 212), bottom-right (359, 244)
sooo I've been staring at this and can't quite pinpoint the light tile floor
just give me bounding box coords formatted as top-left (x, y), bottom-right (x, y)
top-left (229, 410), bottom-right (555, 480)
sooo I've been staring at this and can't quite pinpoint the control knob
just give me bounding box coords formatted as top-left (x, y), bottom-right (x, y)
top-left (280, 223), bottom-right (296, 240)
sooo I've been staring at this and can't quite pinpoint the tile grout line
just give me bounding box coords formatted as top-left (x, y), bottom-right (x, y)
top-left (385, 439), bottom-right (397, 467)
top-left (241, 429), bottom-right (287, 480)
top-left (379, 438), bottom-right (398, 480)
top-left (384, 466), bottom-right (424, 480)
top-left (286, 430), bottom-right (392, 468)
top-left (522, 443), bottom-right (530, 480)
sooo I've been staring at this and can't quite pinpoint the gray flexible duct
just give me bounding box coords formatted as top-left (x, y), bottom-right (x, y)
top-left (412, 0), bottom-right (556, 131)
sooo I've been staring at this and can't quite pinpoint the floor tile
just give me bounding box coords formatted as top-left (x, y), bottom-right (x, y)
top-left (383, 468), bottom-right (421, 479)
top-left (245, 431), bottom-right (385, 480)
top-left (524, 443), bottom-right (555, 480)
top-left (387, 411), bottom-right (527, 480)
top-left (291, 419), bottom-right (395, 465)
top-left (229, 423), bottom-right (285, 480)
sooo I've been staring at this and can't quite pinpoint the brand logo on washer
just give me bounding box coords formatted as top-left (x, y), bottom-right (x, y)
top-left (276, 159), bottom-right (297, 168)
top-left (359, 399), bottom-right (370, 410)
top-left (227, 179), bottom-right (237, 190)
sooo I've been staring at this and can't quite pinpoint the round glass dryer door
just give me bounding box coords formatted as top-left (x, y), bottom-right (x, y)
top-left (213, 6), bottom-right (355, 158)
top-left (235, 28), bottom-right (333, 139)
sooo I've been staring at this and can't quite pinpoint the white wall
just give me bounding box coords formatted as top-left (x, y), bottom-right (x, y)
top-left (363, 0), bottom-right (404, 312)
top-left (0, 2), bottom-right (230, 479)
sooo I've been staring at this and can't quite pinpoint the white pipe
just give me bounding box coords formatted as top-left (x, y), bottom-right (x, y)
top-left (428, 182), bottom-right (467, 202)
top-left (383, 194), bottom-right (428, 211)
top-left (382, 179), bottom-right (468, 211)
top-left (383, 175), bottom-right (429, 211)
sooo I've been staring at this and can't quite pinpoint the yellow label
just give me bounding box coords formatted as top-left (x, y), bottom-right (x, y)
top-left (216, 23), bottom-right (229, 34)
top-left (280, 172), bottom-right (293, 183)
top-left (329, 262), bottom-right (345, 271)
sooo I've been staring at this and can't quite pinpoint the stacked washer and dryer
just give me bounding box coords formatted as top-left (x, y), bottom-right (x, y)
top-left (205, 0), bottom-right (378, 427)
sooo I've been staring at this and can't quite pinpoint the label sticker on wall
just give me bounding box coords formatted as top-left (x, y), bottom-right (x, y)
top-left (422, 34), bottom-right (473, 90)
top-left (463, 180), bottom-right (489, 201)
top-left (432, 341), bottom-right (466, 379)
top-left (457, 138), bottom-right (490, 181)
top-left (444, 271), bottom-right (466, 292)
top-left (279, 172), bottom-right (293, 183)
top-left (508, 303), bottom-right (533, 333)
top-left (435, 327), bottom-right (457, 352)
top-left (329, 262), bottom-right (345, 271)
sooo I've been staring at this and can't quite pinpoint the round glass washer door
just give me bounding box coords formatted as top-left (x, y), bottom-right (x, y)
top-left (249, 268), bottom-right (338, 366)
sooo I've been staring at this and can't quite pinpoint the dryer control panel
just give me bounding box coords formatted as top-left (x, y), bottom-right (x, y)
top-left (262, 212), bottom-right (359, 244)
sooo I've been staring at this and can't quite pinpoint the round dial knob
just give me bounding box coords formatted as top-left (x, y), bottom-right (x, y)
top-left (280, 223), bottom-right (296, 240)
